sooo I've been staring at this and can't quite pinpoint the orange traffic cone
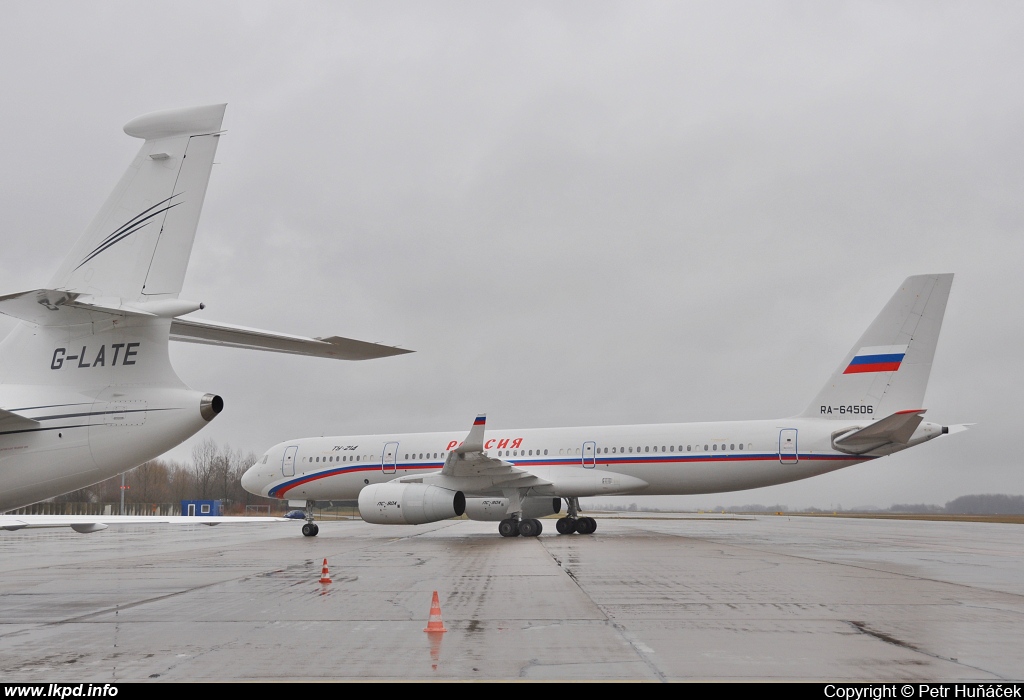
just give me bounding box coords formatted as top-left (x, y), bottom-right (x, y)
top-left (319, 558), bottom-right (332, 584)
top-left (423, 590), bottom-right (447, 632)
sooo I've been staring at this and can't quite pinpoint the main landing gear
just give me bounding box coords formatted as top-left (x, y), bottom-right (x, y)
top-left (301, 499), bottom-right (319, 537)
top-left (496, 497), bottom-right (597, 537)
top-left (554, 497), bottom-right (597, 536)
top-left (498, 517), bottom-right (543, 537)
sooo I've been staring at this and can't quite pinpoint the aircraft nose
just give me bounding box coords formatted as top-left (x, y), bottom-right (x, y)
top-left (240, 462), bottom-right (261, 495)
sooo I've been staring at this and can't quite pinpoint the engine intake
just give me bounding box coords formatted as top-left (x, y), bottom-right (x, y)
top-left (358, 483), bottom-right (466, 525)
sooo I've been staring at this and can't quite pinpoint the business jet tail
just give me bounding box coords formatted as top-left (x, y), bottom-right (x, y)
top-left (0, 105), bottom-right (409, 388)
top-left (50, 104), bottom-right (226, 302)
top-left (802, 273), bottom-right (954, 419)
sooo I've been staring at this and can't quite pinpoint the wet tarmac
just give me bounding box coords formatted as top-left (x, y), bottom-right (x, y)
top-left (1, 513), bottom-right (1022, 681)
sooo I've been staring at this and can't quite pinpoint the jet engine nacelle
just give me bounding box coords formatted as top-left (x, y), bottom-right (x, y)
top-left (464, 497), bottom-right (561, 522)
top-left (357, 483), bottom-right (466, 525)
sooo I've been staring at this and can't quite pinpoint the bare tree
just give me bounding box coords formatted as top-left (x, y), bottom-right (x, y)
top-left (191, 438), bottom-right (220, 500)
top-left (129, 460), bottom-right (171, 503)
top-left (168, 460), bottom-right (193, 504)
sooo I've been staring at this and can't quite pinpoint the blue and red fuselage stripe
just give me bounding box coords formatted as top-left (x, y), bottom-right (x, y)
top-left (267, 452), bottom-right (865, 498)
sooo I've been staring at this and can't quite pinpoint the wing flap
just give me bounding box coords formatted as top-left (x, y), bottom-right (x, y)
top-left (169, 318), bottom-right (412, 360)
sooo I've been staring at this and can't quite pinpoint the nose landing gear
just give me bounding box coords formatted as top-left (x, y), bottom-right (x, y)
top-left (301, 500), bottom-right (319, 537)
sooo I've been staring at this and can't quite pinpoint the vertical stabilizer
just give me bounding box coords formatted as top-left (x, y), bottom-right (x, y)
top-left (49, 104), bottom-right (226, 302)
top-left (802, 274), bottom-right (953, 418)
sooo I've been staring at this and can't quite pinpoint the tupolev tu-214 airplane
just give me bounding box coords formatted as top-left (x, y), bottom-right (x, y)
top-left (242, 273), bottom-right (969, 538)
top-left (0, 104), bottom-right (410, 533)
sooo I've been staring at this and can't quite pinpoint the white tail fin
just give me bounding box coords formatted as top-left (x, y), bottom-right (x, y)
top-left (803, 274), bottom-right (953, 419)
top-left (49, 104), bottom-right (226, 302)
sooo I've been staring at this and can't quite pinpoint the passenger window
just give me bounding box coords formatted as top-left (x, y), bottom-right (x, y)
top-left (687, 445), bottom-right (691, 452)
top-left (730, 443), bottom-right (735, 450)
top-left (644, 446), bottom-right (649, 453)
top-left (704, 444), bottom-right (709, 451)
top-left (544, 449), bottom-right (548, 455)
top-left (713, 444), bottom-right (717, 451)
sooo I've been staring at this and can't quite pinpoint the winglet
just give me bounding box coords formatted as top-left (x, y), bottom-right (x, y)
top-left (457, 414), bottom-right (487, 454)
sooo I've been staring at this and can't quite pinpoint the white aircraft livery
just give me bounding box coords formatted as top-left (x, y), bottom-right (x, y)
top-left (0, 104), bottom-right (410, 532)
top-left (242, 273), bottom-right (967, 538)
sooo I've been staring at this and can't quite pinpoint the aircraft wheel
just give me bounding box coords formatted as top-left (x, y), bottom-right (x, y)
top-left (520, 518), bottom-right (542, 537)
top-left (518, 518), bottom-right (539, 537)
top-left (556, 517), bottom-right (576, 535)
top-left (575, 517), bottom-right (596, 535)
top-left (498, 519), bottom-right (520, 537)
top-left (584, 517), bottom-right (597, 534)
top-left (301, 523), bottom-right (318, 537)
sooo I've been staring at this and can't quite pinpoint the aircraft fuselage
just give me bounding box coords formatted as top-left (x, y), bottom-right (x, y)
top-left (243, 416), bottom-right (946, 502)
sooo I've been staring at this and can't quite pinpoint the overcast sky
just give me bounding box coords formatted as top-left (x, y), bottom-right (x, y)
top-left (1, 1), bottom-right (1020, 509)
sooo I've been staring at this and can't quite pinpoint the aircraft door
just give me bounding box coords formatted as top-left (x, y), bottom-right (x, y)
top-left (779, 429), bottom-right (798, 464)
top-left (582, 441), bottom-right (597, 469)
top-left (282, 446), bottom-right (298, 477)
top-left (382, 442), bottom-right (399, 474)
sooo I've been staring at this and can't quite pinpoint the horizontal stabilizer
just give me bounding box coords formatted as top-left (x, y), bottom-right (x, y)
top-left (833, 409), bottom-right (926, 454)
top-left (0, 289), bottom-right (95, 326)
top-left (0, 289), bottom-right (206, 326)
top-left (169, 317), bottom-right (412, 360)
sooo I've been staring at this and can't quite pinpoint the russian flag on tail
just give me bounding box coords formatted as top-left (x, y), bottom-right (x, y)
top-left (844, 345), bottom-right (908, 374)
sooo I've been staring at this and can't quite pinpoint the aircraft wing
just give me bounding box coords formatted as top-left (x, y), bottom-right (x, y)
top-left (169, 318), bottom-right (412, 360)
top-left (0, 514), bottom-right (288, 534)
top-left (437, 415), bottom-right (520, 478)
top-left (399, 415), bottom-right (550, 493)
top-left (832, 409), bottom-right (927, 454)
